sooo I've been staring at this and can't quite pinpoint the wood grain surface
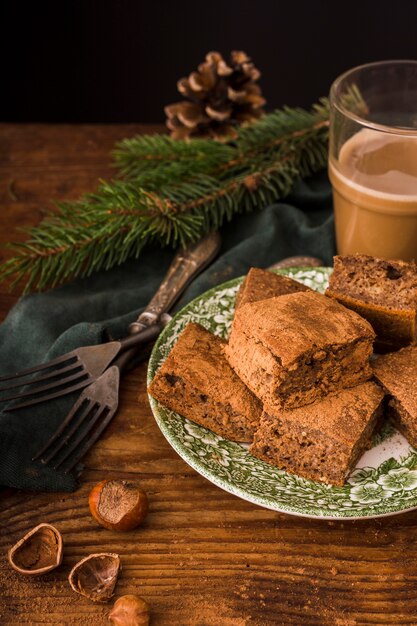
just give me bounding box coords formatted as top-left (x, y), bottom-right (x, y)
top-left (1, 124), bottom-right (417, 626)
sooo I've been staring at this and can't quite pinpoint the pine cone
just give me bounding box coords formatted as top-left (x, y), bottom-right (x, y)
top-left (165, 51), bottom-right (266, 140)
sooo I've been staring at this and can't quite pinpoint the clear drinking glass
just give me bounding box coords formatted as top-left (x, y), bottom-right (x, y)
top-left (328, 60), bottom-right (417, 261)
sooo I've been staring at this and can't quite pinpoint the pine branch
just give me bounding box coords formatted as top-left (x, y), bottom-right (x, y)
top-left (114, 135), bottom-right (235, 188)
top-left (114, 101), bottom-right (330, 183)
top-left (0, 184), bottom-right (206, 291)
top-left (1, 100), bottom-right (330, 293)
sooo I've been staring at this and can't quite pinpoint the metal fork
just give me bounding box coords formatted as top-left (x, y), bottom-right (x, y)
top-left (31, 346), bottom-right (142, 472)
top-left (0, 231), bottom-right (222, 411)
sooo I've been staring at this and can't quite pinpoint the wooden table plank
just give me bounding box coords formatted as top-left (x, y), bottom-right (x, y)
top-left (1, 124), bottom-right (417, 626)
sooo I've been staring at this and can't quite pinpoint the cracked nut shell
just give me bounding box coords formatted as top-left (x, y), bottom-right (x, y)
top-left (8, 523), bottom-right (63, 575)
top-left (68, 552), bottom-right (121, 602)
top-left (89, 479), bottom-right (149, 532)
top-left (109, 594), bottom-right (150, 626)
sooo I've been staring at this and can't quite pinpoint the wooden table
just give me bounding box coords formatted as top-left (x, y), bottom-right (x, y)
top-left (0, 124), bottom-right (416, 626)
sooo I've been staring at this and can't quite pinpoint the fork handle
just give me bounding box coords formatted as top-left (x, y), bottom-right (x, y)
top-left (128, 231), bottom-right (221, 334)
top-left (118, 318), bottom-right (168, 351)
top-left (113, 333), bottom-right (158, 373)
top-left (113, 345), bottom-right (143, 373)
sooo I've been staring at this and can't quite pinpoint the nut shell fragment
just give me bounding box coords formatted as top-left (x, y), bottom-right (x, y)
top-left (8, 523), bottom-right (63, 575)
top-left (68, 552), bottom-right (121, 602)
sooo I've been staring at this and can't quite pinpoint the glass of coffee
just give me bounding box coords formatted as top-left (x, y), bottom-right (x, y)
top-left (328, 60), bottom-right (417, 261)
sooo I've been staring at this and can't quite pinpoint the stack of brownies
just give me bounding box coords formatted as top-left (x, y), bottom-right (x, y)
top-left (148, 257), bottom-right (417, 487)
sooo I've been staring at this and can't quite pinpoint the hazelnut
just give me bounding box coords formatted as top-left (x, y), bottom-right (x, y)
top-left (109, 595), bottom-right (150, 626)
top-left (68, 552), bottom-right (121, 602)
top-left (8, 523), bottom-right (63, 575)
top-left (89, 479), bottom-right (149, 532)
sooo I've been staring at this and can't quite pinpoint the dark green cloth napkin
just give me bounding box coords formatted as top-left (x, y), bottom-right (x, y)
top-left (0, 171), bottom-right (335, 492)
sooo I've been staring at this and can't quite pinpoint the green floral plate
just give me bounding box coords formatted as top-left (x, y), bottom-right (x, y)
top-left (147, 267), bottom-right (417, 519)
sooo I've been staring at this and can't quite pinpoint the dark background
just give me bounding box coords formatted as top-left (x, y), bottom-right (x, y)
top-left (1, 0), bottom-right (417, 123)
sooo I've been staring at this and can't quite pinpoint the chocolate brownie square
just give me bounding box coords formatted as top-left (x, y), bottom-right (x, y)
top-left (225, 290), bottom-right (375, 410)
top-left (250, 381), bottom-right (384, 486)
top-left (326, 254), bottom-right (417, 351)
top-left (235, 268), bottom-right (311, 311)
top-left (148, 322), bottom-right (262, 442)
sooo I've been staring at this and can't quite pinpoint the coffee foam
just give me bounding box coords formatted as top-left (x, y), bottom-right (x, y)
top-left (333, 129), bottom-right (417, 203)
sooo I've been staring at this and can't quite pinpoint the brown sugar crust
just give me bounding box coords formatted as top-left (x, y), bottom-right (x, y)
top-left (148, 322), bottom-right (262, 442)
top-left (249, 382), bottom-right (385, 486)
top-left (326, 254), bottom-right (417, 350)
top-left (235, 267), bottom-right (311, 310)
top-left (225, 291), bottom-right (374, 410)
top-left (372, 346), bottom-right (417, 446)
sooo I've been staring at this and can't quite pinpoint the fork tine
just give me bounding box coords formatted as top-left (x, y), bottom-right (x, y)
top-left (0, 370), bottom-right (90, 405)
top-left (5, 377), bottom-right (93, 411)
top-left (33, 365), bottom-right (120, 472)
top-left (61, 404), bottom-right (119, 473)
top-left (0, 353), bottom-right (79, 382)
top-left (0, 362), bottom-right (83, 393)
top-left (32, 397), bottom-right (94, 461)
top-left (53, 404), bottom-right (109, 470)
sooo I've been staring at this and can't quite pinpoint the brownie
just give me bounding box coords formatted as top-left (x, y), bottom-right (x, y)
top-left (224, 290), bottom-right (375, 410)
top-left (235, 267), bottom-right (311, 311)
top-left (148, 322), bottom-right (262, 442)
top-left (326, 254), bottom-right (417, 351)
top-left (250, 381), bottom-right (385, 486)
top-left (372, 346), bottom-right (417, 447)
